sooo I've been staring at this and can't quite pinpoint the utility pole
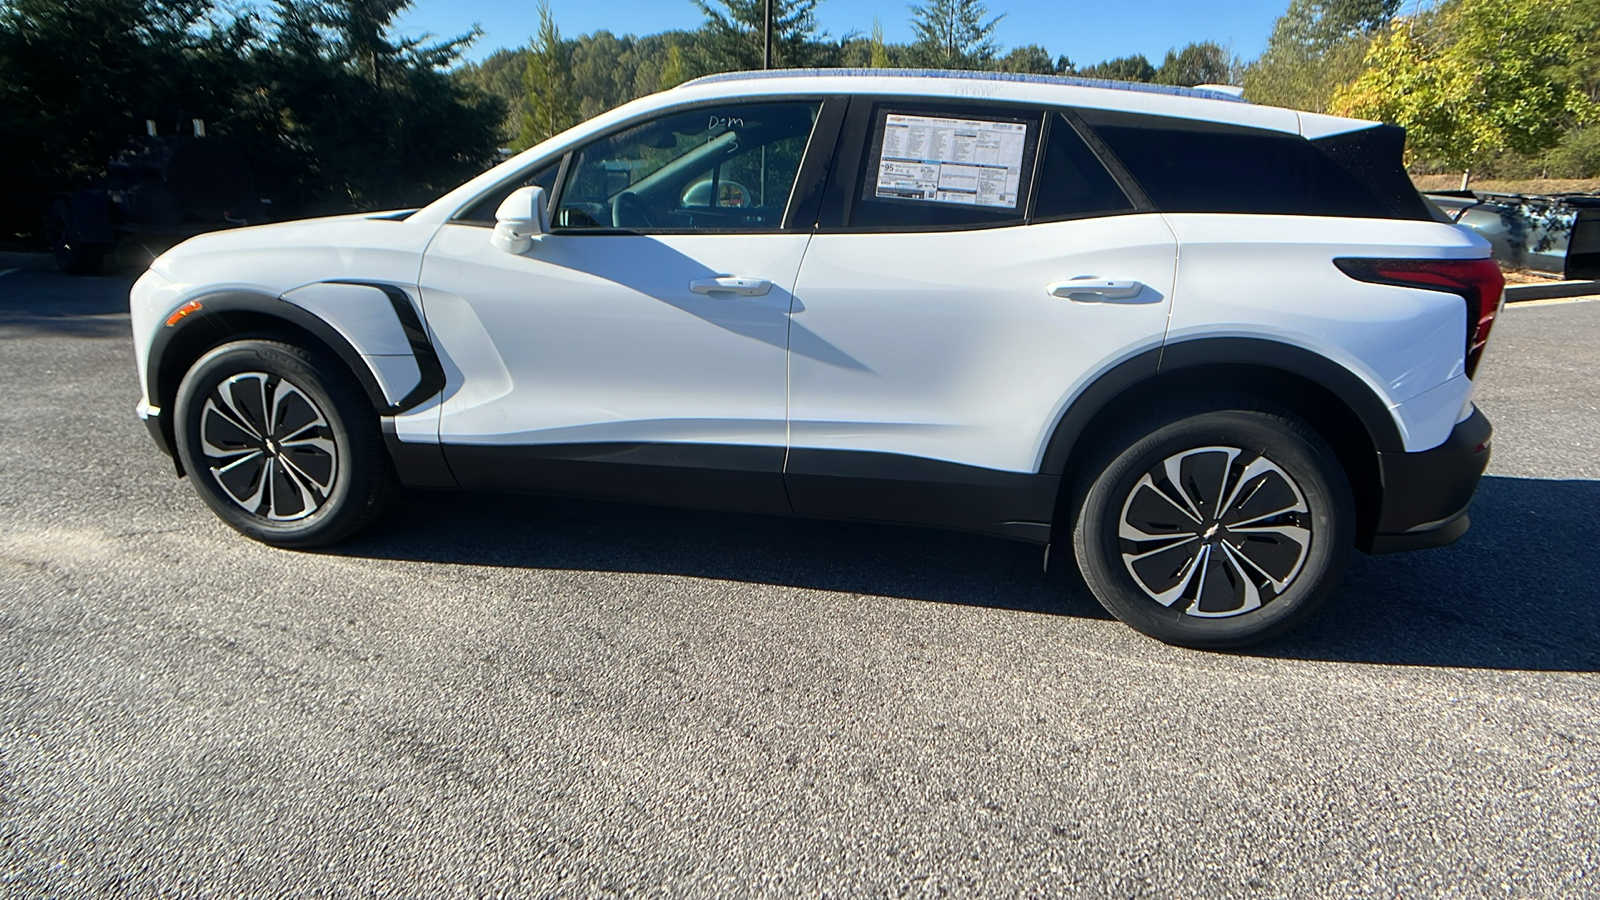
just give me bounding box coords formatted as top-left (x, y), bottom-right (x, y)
top-left (763, 0), bottom-right (772, 69)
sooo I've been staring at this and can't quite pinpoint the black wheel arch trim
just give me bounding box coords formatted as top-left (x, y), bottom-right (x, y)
top-left (1039, 336), bottom-right (1406, 479)
top-left (147, 284), bottom-right (445, 418)
top-left (144, 285), bottom-right (447, 471)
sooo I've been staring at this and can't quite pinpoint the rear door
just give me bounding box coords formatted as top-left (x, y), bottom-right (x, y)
top-left (784, 101), bottom-right (1179, 540)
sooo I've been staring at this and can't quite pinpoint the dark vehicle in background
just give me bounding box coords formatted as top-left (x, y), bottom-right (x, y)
top-left (45, 120), bottom-right (283, 275)
top-left (1426, 190), bottom-right (1600, 281)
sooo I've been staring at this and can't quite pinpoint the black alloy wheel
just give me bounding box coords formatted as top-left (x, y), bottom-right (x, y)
top-left (174, 339), bottom-right (397, 547)
top-left (1072, 397), bottom-right (1354, 648)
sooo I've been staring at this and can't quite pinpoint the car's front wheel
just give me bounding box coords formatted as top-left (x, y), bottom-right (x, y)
top-left (1071, 397), bottom-right (1354, 648)
top-left (173, 338), bottom-right (397, 548)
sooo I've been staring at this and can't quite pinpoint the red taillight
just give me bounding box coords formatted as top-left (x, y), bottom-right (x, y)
top-left (1334, 257), bottom-right (1505, 378)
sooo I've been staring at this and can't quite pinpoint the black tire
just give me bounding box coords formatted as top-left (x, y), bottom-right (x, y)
top-left (173, 339), bottom-right (398, 548)
top-left (1070, 395), bottom-right (1354, 649)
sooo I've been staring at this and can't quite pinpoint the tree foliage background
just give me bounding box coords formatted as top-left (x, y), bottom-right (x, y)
top-left (6, 0), bottom-right (1599, 243)
top-left (0, 0), bottom-right (504, 240)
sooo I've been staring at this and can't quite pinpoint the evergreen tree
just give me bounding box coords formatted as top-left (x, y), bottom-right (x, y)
top-left (659, 43), bottom-right (689, 89)
top-left (692, 0), bottom-right (823, 71)
top-left (997, 44), bottom-right (1053, 74)
top-left (1077, 54), bottom-right (1157, 82)
top-left (258, 0), bottom-right (504, 209)
top-left (517, 0), bottom-right (577, 149)
top-left (1154, 41), bottom-right (1234, 87)
top-left (869, 16), bottom-right (890, 67)
top-left (907, 0), bottom-right (1003, 69)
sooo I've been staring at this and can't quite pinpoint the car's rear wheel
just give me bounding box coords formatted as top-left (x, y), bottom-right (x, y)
top-left (173, 339), bottom-right (397, 548)
top-left (1070, 397), bottom-right (1354, 648)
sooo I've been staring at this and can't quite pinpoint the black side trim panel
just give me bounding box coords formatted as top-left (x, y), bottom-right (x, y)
top-left (782, 96), bottom-right (850, 230)
top-left (326, 280), bottom-right (447, 414)
top-left (785, 448), bottom-right (1058, 543)
top-left (1158, 338), bottom-right (1405, 452)
top-left (1367, 406), bottom-right (1491, 552)
top-left (444, 442), bottom-right (792, 516)
top-left (1367, 512), bottom-right (1470, 554)
top-left (382, 420), bottom-right (457, 488)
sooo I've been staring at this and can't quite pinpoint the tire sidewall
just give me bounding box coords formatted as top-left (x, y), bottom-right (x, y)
top-left (1074, 408), bottom-right (1353, 648)
top-left (174, 340), bottom-right (368, 547)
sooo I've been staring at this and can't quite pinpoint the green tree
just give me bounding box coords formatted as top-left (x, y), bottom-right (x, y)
top-left (455, 47), bottom-right (531, 140)
top-left (1243, 0), bottom-right (1400, 112)
top-left (659, 43), bottom-right (689, 89)
top-left (1332, 0), bottom-right (1598, 178)
top-left (259, 0), bottom-right (504, 209)
top-left (1154, 41), bottom-right (1234, 87)
top-left (1077, 54), bottom-right (1157, 82)
top-left (906, 0), bottom-right (1003, 69)
top-left (692, 0), bottom-right (823, 71)
top-left (516, 0), bottom-right (577, 149)
top-left (0, 0), bottom-right (254, 234)
top-left (869, 16), bottom-right (890, 67)
top-left (997, 43), bottom-right (1054, 74)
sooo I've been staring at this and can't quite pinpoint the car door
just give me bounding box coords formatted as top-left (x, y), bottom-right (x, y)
top-left (784, 102), bottom-right (1179, 541)
top-left (420, 98), bottom-right (837, 514)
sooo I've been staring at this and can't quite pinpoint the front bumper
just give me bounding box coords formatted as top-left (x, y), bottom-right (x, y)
top-left (137, 400), bottom-right (184, 476)
top-left (1365, 406), bottom-right (1492, 554)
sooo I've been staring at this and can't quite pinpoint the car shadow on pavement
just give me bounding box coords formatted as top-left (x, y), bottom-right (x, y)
top-left (1261, 475), bottom-right (1600, 673)
top-left (335, 474), bottom-right (1597, 674)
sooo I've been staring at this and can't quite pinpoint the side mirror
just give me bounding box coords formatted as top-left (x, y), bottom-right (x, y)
top-left (491, 185), bottom-right (548, 254)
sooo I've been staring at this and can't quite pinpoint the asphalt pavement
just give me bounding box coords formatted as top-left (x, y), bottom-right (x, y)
top-left (1, 267), bottom-right (1596, 897)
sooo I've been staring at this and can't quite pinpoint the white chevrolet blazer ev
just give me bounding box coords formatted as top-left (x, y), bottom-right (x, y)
top-left (129, 70), bottom-right (1502, 647)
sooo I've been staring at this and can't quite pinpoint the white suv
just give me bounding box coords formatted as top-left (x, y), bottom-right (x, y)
top-left (129, 70), bottom-right (1501, 647)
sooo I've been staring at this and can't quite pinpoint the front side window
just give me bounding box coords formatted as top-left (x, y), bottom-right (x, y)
top-left (554, 101), bottom-right (821, 232)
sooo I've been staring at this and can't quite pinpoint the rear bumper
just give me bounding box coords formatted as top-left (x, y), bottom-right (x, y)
top-left (1365, 406), bottom-right (1491, 554)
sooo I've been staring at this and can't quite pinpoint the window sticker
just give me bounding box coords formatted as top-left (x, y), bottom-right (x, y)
top-left (873, 113), bottom-right (1029, 208)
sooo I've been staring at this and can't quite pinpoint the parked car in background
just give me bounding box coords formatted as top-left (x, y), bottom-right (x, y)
top-left (48, 121), bottom-right (281, 275)
top-left (1424, 189), bottom-right (1600, 280)
top-left (128, 70), bottom-right (1501, 648)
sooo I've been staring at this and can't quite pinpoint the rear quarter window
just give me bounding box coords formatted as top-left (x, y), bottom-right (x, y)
top-left (1077, 110), bottom-right (1402, 219)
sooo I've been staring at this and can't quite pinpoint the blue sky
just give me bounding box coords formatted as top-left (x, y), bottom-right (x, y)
top-left (395, 1), bottom-right (1293, 67)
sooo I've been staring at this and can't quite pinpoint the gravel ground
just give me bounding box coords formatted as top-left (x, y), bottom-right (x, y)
top-left (1, 270), bottom-right (1596, 897)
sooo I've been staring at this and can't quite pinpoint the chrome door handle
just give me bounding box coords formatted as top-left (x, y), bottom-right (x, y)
top-left (689, 276), bottom-right (773, 296)
top-left (1047, 279), bottom-right (1146, 301)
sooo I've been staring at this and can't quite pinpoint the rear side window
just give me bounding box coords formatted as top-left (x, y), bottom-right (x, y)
top-left (1078, 109), bottom-right (1400, 219)
top-left (1033, 113), bottom-right (1133, 220)
top-left (849, 106), bottom-right (1040, 229)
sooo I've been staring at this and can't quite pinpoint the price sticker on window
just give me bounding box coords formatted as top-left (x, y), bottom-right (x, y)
top-left (873, 113), bottom-right (1029, 209)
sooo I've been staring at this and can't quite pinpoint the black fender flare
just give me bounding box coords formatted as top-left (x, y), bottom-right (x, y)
top-left (1038, 336), bottom-right (1406, 478)
top-left (146, 285), bottom-right (445, 419)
